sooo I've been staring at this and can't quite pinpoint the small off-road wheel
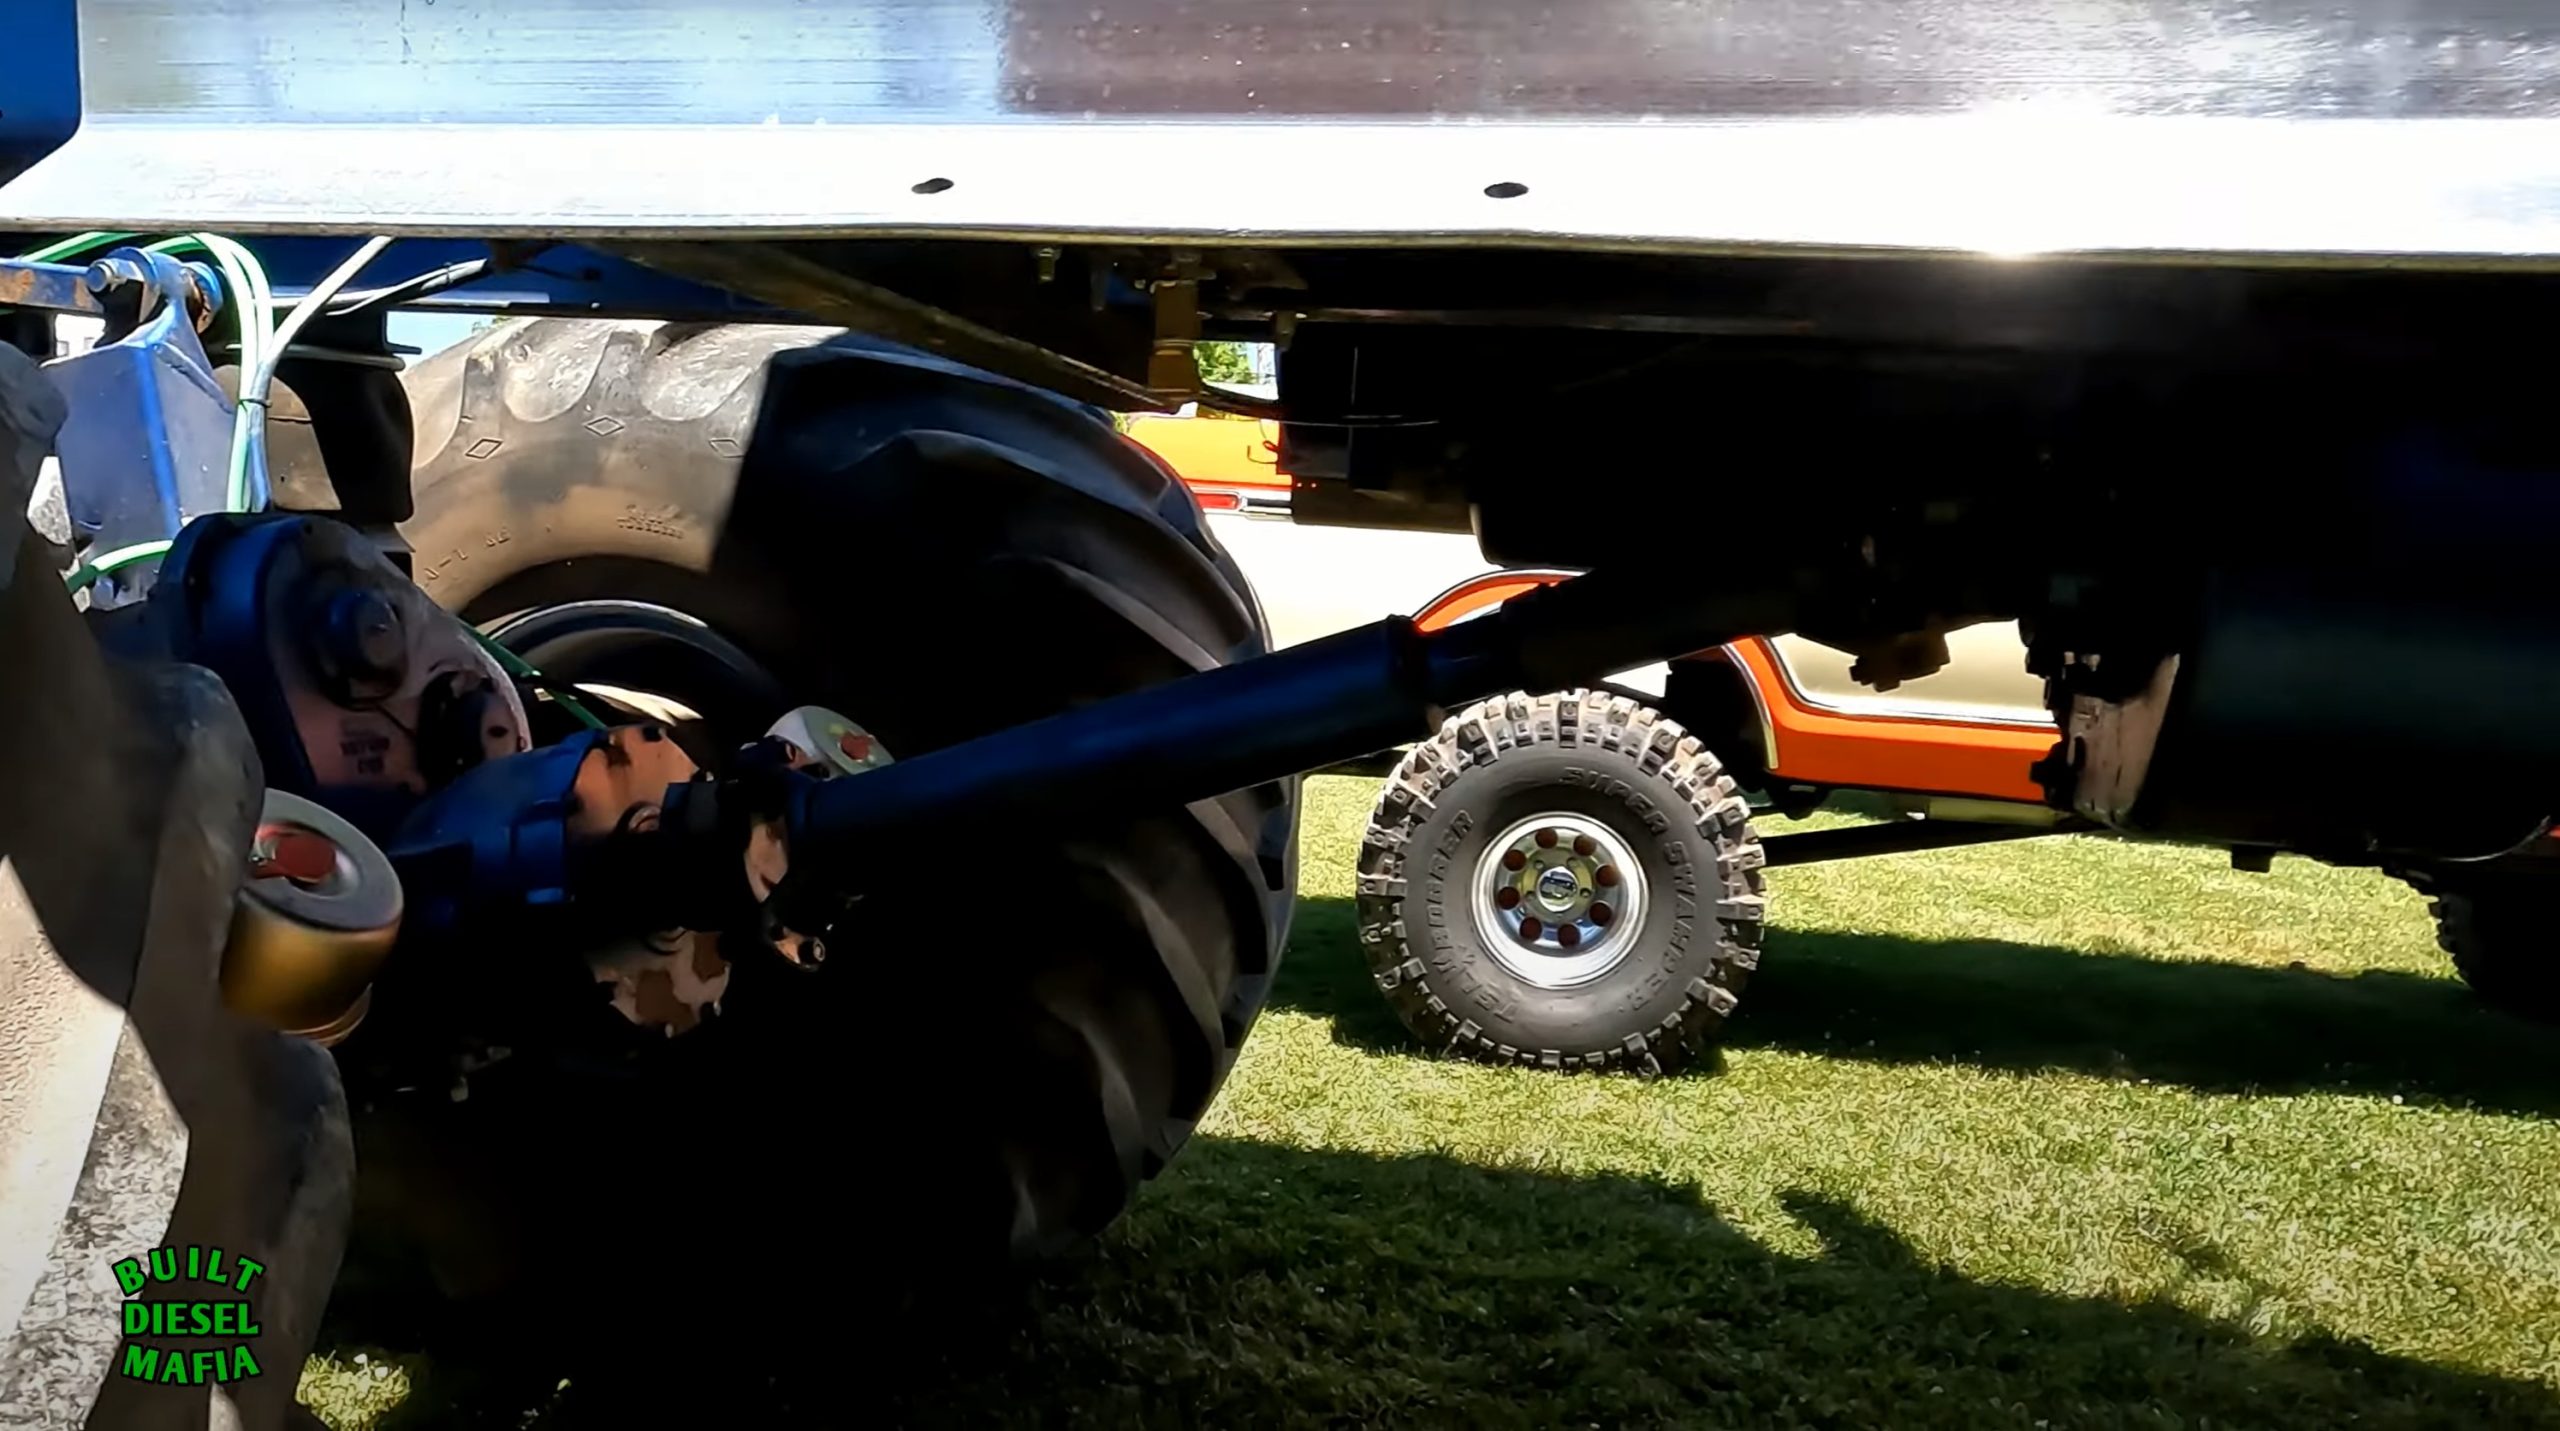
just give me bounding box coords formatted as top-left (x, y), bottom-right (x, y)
top-left (2408, 866), bottom-right (2560, 1023)
top-left (1357, 689), bottom-right (1766, 1073)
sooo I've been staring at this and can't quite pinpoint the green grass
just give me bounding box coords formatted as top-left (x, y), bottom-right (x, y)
top-left (306, 776), bottom-right (2560, 1428)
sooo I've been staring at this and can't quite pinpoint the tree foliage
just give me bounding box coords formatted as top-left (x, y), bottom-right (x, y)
top-left (1195, 341), bottom-right (1261, 386)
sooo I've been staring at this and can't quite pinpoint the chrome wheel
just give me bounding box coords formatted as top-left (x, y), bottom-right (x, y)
top-left (1471, 811), bottom-right (1648, 989)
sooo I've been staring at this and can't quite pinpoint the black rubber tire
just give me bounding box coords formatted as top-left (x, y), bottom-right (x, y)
top-left (2407, 867), bottom-right (2560, 1023)
top-left (1357, 689), bottom-right (1765, 1073)
top-left (394, 319), bottom-right (1297, 1260)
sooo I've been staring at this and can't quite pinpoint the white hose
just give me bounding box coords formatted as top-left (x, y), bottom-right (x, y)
top-left (242, 235), bottom-right (393, 507)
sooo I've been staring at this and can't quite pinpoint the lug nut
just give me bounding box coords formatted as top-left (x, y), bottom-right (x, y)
top-left (1518, 916), bottom-right (1543, 941)
top-left (1494, 886), bottom-right (1520, 910)
top-left (1594, 864), bottom-right (1621, 888)
top-left (1502, 849), bottom-right (1527, 871)
top-left (1573, 834), bottom-right (1596, 856)
top-left (1556, 924), bottom-right (1582, 949)
top-left (1534, 828), bottom-right (1558, 848)
top-left (1589, 901), bottom-right (1614, 926)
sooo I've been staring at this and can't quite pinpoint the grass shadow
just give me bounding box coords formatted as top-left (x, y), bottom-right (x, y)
top-left (1269, 892), bottom-right (1417, 1050)
top-left (318, 1137), bottom-right (2560, 1428)
top-left (1274, 897), bottom-right (2560, 1116)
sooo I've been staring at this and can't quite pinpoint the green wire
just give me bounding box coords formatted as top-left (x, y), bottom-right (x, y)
top-left (468, 628), bottom-right (609, 731)
top-left (10, 235), bottom-right (197, 598)
top-left (29, 235), bottom-right (607, 739)
top-left (143, 234), bottom-right (274, 513)
top-left (16, 232), bottom-right (274, 546)
top-left (33, 235), bottom-right (269, 598)
top-left (62, 540), bottom-right (175, 595)
top-left (15, 231), bottom-right (140, 263)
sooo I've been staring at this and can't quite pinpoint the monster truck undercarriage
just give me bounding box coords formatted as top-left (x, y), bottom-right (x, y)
top-left (572, 237), bottom-right (2560, 863)
top-left (9, 2), bottom-right (2560, 1424)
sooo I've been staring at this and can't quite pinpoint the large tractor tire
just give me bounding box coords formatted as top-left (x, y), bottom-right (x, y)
top-left (1358, 689), bottom-right (1765, 1074)
top-left (388, 320), bottom-right (1297, 1271)
top-left (2408, 866), bottom-right (2560, 1023)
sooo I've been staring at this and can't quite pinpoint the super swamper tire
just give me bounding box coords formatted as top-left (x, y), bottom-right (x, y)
top-left (399, 320), bottom-right (1296, 1258)
top-left (2411, 867), bottom-right (2560, 1024)
top-left (1358, 690), bottom-right (1765, 1073)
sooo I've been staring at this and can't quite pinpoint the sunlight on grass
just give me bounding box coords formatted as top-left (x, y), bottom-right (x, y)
top-left (299, 1352), bottom-right (412, 1430)
top-left (1226, 779), bottom-right (2560, 1398)
top-left (308, 775), bottom-right (2560, 1426)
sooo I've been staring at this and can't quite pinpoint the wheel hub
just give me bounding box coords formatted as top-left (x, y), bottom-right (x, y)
top-left (1534, 865), bottom-right (1580, 909)
top-left (1472, 812), bottom-right (1648, 989)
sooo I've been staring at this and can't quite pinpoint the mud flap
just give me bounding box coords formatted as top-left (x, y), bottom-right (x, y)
top-left (0, 344), bottom-right (350, 1430)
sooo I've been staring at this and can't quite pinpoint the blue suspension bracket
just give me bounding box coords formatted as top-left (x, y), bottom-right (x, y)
top-left (1, 246), bottom-right (235, 604)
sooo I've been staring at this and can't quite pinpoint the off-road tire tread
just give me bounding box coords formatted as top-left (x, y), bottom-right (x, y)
top-left (1355, 689), bottom-right (1765, 1074)
top-left (2407, 868), bottom-right (2560, 1024)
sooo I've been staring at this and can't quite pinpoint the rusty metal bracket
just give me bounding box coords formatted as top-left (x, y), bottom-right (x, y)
top-left (0, 259), bottom-right (100, 318)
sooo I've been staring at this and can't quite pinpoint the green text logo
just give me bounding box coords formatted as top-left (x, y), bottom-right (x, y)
top-left (110, 1246), bottom-right (265, 1386)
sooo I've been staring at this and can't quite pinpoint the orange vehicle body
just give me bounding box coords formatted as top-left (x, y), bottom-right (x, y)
top-left (1408, 570), bottom-right (2050, 804)
top-left (1127, 413), bottom-right (2056, 808)
top-left (1720, 640), bottom-right (2050, 804)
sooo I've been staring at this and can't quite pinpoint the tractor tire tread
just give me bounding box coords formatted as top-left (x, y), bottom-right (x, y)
top-left (399, 319), bottom-right (1295, 1258)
